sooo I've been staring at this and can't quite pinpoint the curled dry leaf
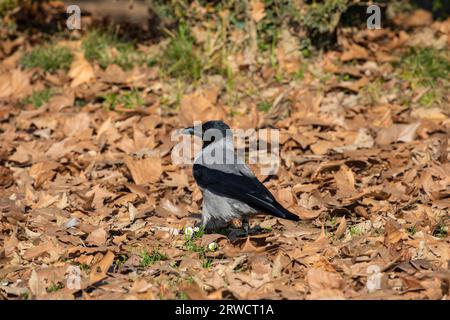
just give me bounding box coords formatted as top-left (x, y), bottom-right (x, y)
top-left (335, 216), bottom-right (347, 239)
top-left (89, 251), bottom-right (115, 284)
top-left (341, 43), bottom-right (369, 62)
top-left (4, 227), bottom-right (18, 257)
top-left (0, 166), bottom-right (14, 188)
top-left (69, 52), bottom-right (95, 88)
top-left (334, 165), bottom-right (356, 199)
top-left (290, 206), bottom-right (321, 220)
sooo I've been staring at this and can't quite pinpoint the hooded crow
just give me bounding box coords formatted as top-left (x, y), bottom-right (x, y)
top-left (183, 120), bottom-right (299, 233)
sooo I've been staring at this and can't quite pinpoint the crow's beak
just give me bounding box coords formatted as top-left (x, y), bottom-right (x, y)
top-left (182, 127), bottom-right (195, 135)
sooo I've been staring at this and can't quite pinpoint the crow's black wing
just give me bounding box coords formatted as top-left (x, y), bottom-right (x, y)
top-left (193, 163), bottom-right (299, 221)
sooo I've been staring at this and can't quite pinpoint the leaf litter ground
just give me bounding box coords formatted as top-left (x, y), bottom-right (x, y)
top-left (0, 3), bottom-right (449, 300)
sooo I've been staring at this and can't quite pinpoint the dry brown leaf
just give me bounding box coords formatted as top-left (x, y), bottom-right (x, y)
top-left (181, 283), bottom-right (207, 300)
top-left (47, 93), bottom-right (74, 112)
top-left (276, 29), bottom-right (302, 73)
top-left (86, 227), bottom-right (108, 246)
top-left (334, 165), bottom-right (356, 198)
top-left (307, 267), bottom-right (343, 292)
top-left (4, 227), bottom-right (18, 257)
top-left (310, 140), bottom-right (335, 155)
top-left (403, 9), bottom-right (433, 28)
top-left (0, 167), bottom-right (14, 188)
top-left (277, 188), bottom-right (295, 208)
top-left (125, 155), bottom-right (162, 185)
top-left (335, 216), bottom-right (347, 239)
top-left (179, 90), bottom-right (227, 127)
top-left (98, 64), bottom-right (127, 83)
top-left (156, 198), bottom-right (188, 218)
top-left (0, 69), bottom-right (32, 100)
top-left (163, 171), bottom-right (189, 188)
top-left (376, 122), bottom-right (420, 145)
top-left (411, 107), bottom-right (448, 121)
top-left (251, 0), bottom-right (266, 22)
top-left (241, 237), bottom-right (258, 252)
top-left (29, 161), bottom-right (59, 188)
top-left (290, 206), bottom-right (320, 220)
top-left (23, 237), bottom-right (65, 261)
top-left (338, 77), bottom-right (370, 92)
top-left (89, 251), bottom-right (115, 283)
top-left (341, 44), bottom-right (369, 62)
top-left (69, 52), bottom-right (95, 87)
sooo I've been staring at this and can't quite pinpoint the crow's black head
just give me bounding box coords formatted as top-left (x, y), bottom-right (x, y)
top-left (200, 120), bottom-right (230, 133)
top-left (183, 120), bottom-right (231, 148)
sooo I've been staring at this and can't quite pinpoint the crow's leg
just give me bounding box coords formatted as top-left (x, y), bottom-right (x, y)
top-left (242, 216), bottom-right (250, 237)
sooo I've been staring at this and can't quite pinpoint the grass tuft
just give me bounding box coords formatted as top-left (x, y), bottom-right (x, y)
top-left (407, 225), bottom-right (417, 236)
top-left (162, 24), bottom-right (202, 81)
top-left (303, 0), bottom-right (349, 35)
top-left (101, 88), bottom-right (144, 110)
top-left (46, 282), bottom-right (64, 293)
top-left (0, 0), bottom-right (18, 17)
top-left (177, 291), bottom-right (189, 300)
top-left (114, 254), bottom-right (128, 266)
top-left (183, 226), bottom-right (213, 269)
top-left (349, 226), bottom-right (362, 237)
top-left (258, 101), bottom-right (272, 112)
top-left (400, 47), bottom-right (450, 107)
top-left (434, 223), bottom-right (448, 239)
top-left (21, 45), bottom-right (73, 72)
top-left (23, 88), bottom-right (53, 108)
top-left (140, 249), bottom-right (167, 267)
top-left (82, 30), bottom-right (140, 70)
top-left (401, 47), bottom-right (450, 85)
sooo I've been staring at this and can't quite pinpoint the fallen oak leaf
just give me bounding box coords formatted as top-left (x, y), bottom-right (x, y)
top-left (85, 227), bottom-right (107, 247)
top-left (89, 251), bottom-right (115, 284)
top-left (306, 267), bottom-right (343, 293)
top-left (334, 216), bottom-right (347, 239)
top-left (251, 0), bottom-right (266, 22)
top-left (335, 77), bottom-right (370, 92)
top-left (69, 52), bottom-right (95, 88)
top-left (179, 90), bottom-right (226, 127)
top-left (290, 206), bottom-right (321, 220)
top-left (180, 283), bottom-right (207, 300)
top-left (4, 227), bottom-right (18, 257)
top-left (125, 155), bottom-right (162, 185)
top-left (0, 69), bottom-right (32, 100)
top-left (341, 43), bottom-right (369, 62)
top-left (334, 165), bottom-right (357, 199)
top-left (376, 122), bottom-right (421, 145)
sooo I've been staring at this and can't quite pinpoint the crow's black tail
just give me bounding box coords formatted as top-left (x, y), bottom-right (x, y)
top-left (271, 202), bottom-right (300, 221)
